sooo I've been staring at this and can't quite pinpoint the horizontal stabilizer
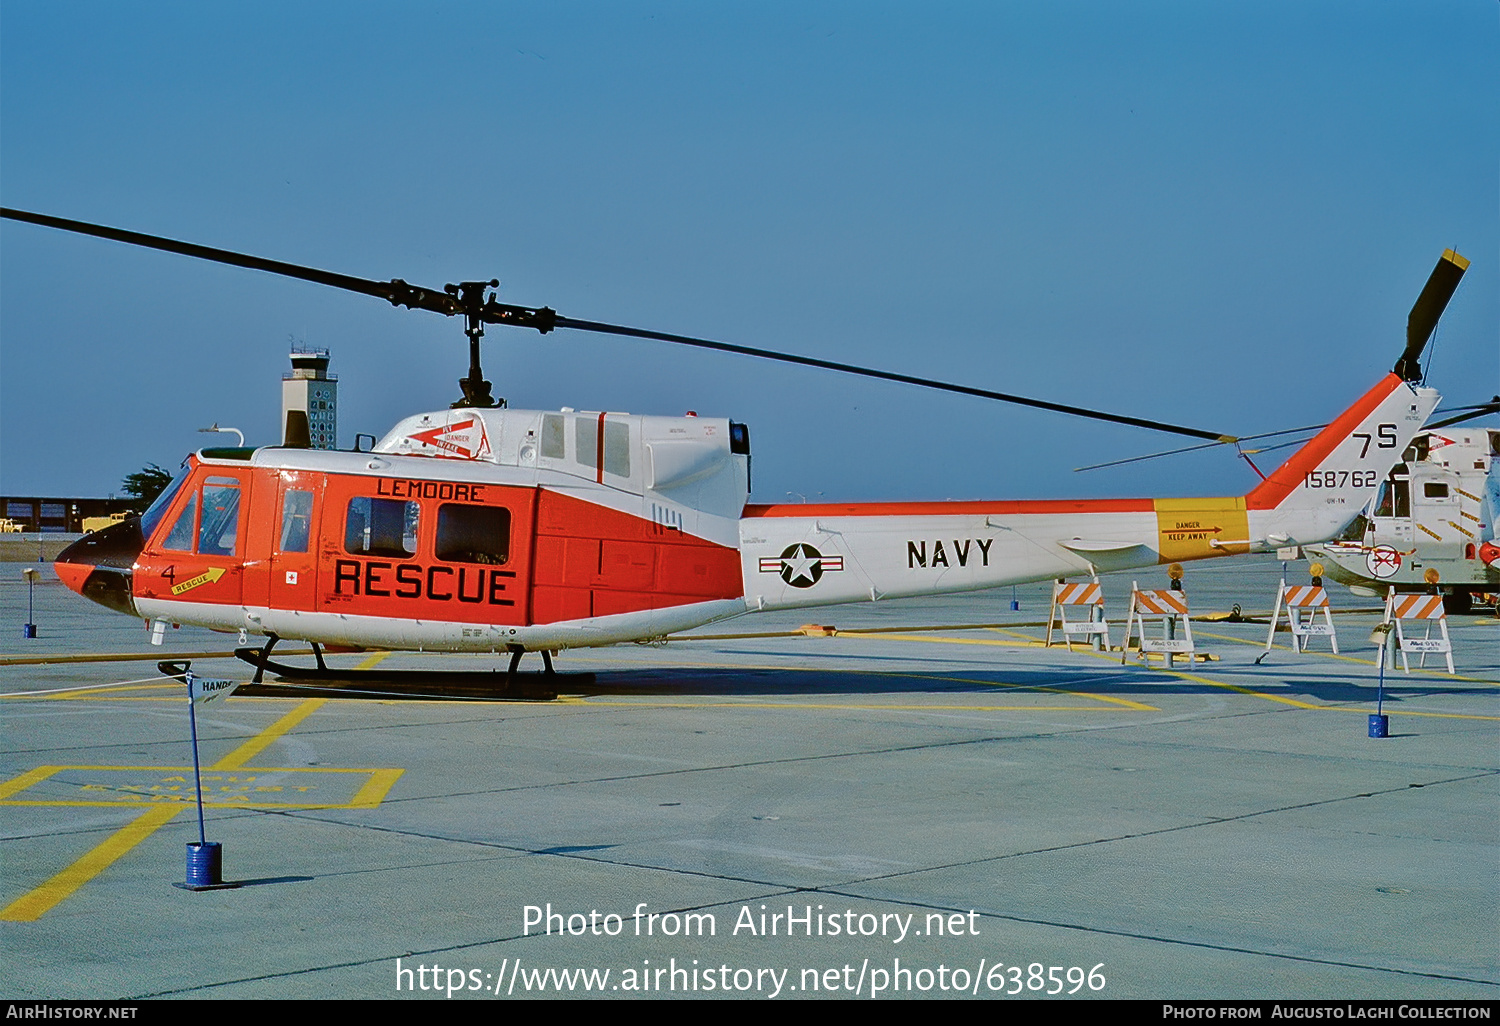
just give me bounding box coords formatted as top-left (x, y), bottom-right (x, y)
top-left (1060, 539), bottom-right (1151, 554)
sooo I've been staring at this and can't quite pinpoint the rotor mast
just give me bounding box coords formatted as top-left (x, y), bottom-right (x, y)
top-left (449, 279), bottom-right (500, 408)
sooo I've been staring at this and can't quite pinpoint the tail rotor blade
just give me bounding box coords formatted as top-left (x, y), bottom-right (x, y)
top-left (1394, 249), bottom-right (1469, 381)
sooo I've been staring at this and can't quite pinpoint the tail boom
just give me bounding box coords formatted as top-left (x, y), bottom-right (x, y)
top-left (738, 378), bottom-right (1440, 613)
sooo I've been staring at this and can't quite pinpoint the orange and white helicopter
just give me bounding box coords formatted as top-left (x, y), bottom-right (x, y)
top-left (3, 209), bottom-right (1466, 687)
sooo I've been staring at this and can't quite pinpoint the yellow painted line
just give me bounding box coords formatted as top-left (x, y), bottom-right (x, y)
top-left (348, 768), bottom-right (405, 808)
top-left (1195, 630), bottom-right (1500, 686)
top-left (0, 765), bottom-right (407, 808)
top-left (838, 632), bottom-right (1157, 710)
top-left (988, 627), bottom-right (1048, 644)
top-left (564, 700), bottom-right (1126, 712)
top-left (1159, 669), bottom-right (1329, 710)
top-left (560, 646), bottom-right (1157, 712)
top-left (0, 805), bottom-right (183, 922)
top-left (999, 621), bottom-right (1499, 698)
top-left (838, 632), bottom-right (1038, 649)
top-left (566, 660), bottom-right (1155, 711)
top-left (1350, 708), bottom-right (1500, 722)
top-left (0, 766), bottom-right (60, 801)
top-left (3, 798), bottom-right (400, 808)
top-left (986, 626), bottom-right (1334, 710)
top-left (1150, 669), bottom-right (1500, 721)
top-left (211, 699), bottom-right (326, 771)
top-left (2, 688), bottom-right (338, 920)
top-left (1043, 688), bottom-right (1157, 711)
top-left (38, 684), bottom-right (185, 702)
top-left (0, 647), bottom-right (316, 667)
top-left (1032, 631), bottom-right (1500, 720)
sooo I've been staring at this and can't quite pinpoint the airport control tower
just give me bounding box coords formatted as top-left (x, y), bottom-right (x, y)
top-left (282, 346), bottom-right (338, 449)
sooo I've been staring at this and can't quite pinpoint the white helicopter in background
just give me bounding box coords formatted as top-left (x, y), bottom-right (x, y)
top-left (1308, 418), bottom-right (1499, 613)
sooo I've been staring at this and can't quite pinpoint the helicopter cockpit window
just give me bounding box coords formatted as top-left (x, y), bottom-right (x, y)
top-left (140, 463), bottom-right (192, 540)
top-left (279, 489), bottom-right (314, 553)
top-left (162, 491), bottom-right (198, 552)
top-left (435, 504), bottom-right (510, 565)
top-left (1380, 479), bottom-right (1410, 519)
top-left (197, 479), bottom-right (242, 556)
top-left (541, 414), bottom-right (566, 460)
top-left (345, 497), bottom-right (419, 558)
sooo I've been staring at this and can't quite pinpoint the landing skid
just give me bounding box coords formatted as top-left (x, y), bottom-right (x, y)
top-left (232, 639), bottom-right (580, 701)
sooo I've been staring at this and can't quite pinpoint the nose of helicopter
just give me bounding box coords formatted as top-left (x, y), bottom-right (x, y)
top-left (53, 516), bottom-right (143, 616)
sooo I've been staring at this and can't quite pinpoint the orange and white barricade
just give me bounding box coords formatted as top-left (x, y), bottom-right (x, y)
top-left (1383, 590), bottom-right (1454, 674)
top-left (1122, 583), bottom-right (1195, 667)
top-left (1045, 579), bottom-right (1112, 652)
top-left (1261, 581), bottom-right (1338, 658)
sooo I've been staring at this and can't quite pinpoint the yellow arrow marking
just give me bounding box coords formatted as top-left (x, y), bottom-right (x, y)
top-left (170, 566), bottom-right (227, 595)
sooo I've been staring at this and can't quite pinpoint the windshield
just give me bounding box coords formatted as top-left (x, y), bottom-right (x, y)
top-left (139, 459), bottom-right (193, 539)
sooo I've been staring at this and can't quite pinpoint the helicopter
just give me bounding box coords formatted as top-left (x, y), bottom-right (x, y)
top-left (1305, 421), bottom-right (1499, 613)
top-left (2, 209), bottom-right (1465, 687)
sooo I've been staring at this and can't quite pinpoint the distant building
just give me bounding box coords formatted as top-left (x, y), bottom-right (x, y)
top-left (1, 497), bottom-right (138, 533)
top-left (282, 346), bottom-right (338, 449)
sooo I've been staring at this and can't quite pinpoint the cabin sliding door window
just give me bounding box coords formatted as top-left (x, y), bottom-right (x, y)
top-left (435, 504), bottom-right (511, 565)
top-left (345, 497), bottom-right (419, 557)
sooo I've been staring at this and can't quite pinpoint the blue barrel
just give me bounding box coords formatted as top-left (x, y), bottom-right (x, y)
top-left (1368, 714), bottom-right (1390, 739)
top-left (186, 841), bottom-right (223, 887)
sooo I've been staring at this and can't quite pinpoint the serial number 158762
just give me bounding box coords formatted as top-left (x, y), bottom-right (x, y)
top-left (1304, 470), bottom-right (1380, 489)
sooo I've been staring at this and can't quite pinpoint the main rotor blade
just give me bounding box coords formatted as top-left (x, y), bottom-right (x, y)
top-left (1076, 398), bottom-right (1499, 473)
top-left (552, 316), bottom-right (1237, 443)
top-left (1, 206), bottom-right (467, 317)
top-left (3, 206), bottom-right (1237, 441)
top-left (1393, 248), bottom-right (1469, 381)
top-left (1073, 423), bottom-right (1325, 472)
top-left (1425, 397), bottom-right (1499, 431)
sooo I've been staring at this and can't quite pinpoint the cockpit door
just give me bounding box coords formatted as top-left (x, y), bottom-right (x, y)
top-left (141, 470), bottom-right (249, 607)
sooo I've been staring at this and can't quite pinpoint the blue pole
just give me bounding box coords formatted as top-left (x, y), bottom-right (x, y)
top-left (1376, 633), bottom-right (1386, 718)
top-left (185, 672), bottom-right (207, 847)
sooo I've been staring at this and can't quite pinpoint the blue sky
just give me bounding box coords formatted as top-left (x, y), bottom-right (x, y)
top-left (2, 1), bottom-right (1495, 503)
